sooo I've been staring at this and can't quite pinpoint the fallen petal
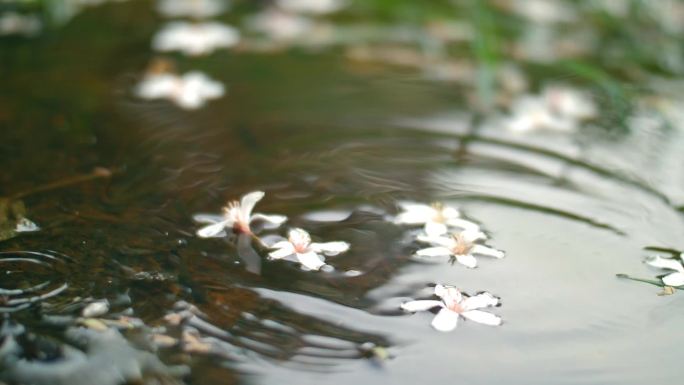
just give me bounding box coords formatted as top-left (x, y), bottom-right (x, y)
top-left (662, 272), bottom-right (684, 287)
top-left (431, 308), bottom-right (460, 332)
top-left (462, 292), bottom-right (499, 310)
top-left (400, 300), bottom-right (443, 312)
top-left (296, 251), bottom-right (326, 271)
top-left (461, 310), bottom-right (502, 326)
top-left (310, 241), bottom-right (350, 256)
top-left (196, 220), bottom-right (230, 238)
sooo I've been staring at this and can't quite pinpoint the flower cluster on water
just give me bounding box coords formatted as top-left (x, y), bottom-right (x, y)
top-left (193, 194), bottom-right (506, 331)
top-left (136, 68), bottom-right (224, 110)
top-left (153, 21), bottom-right (239, 56)
top-left (194, 191), bottom-right (348, 271)
top-left (393, 201), bottom-right (506, 331)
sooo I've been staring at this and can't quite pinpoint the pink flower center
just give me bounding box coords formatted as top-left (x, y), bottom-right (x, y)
top-left (450, 233), bottom-right (473, 255)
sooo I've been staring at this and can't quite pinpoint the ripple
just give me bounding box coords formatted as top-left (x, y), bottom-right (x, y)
top-left (0, 251), bottom-right (72, 313)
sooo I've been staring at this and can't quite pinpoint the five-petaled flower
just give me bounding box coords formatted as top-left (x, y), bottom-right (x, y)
top-left (401, 284), bottom-right (502, 332)
top-left (645, 254), bottom-right (684, 287)
top-left (415, 229), bottom-right (505, 268)
top-left (194, 191), bottom-right (287, 237)
top-left (136, 70), bottom-right (224, 110)
top-left (153, 21), bottom-right (239, 56)
top-left (394, 201), bottom-right (479, 237)
top-left (268, 228), bottom-right (349, 271)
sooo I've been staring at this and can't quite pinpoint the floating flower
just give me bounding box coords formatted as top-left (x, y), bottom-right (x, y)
top-left (0, 12), bottom-right (41, 37)
top-left (276, 0), bottom-right (346, 15)
top-left (247, 8), bottom-right (315, 41)
top-left (394, 202), bottom-right (479, 237)
top-left (645, 255), bottom-right (684, 287)
top-left (268, 228), bottom-right (349, 271)
top-left (504, 85), bottom-right (596, 133)
top-left (415, 229), bottom-right (504, 268)
top-left (194, 191), bottom-right (287, 237)
top-left (152, 21), bottom-right (239, 56)
top-left (14, 218), bottom-right (40, 233)
top-left (156, 0), bottom-right (227, 18)
top-left (136, 70), bottom-right (224, 110)
top-left (401, 284), bottom-right (502, 332)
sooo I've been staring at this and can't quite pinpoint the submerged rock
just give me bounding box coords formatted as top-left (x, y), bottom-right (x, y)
top-left (0, 321), bottom-right (188, 385)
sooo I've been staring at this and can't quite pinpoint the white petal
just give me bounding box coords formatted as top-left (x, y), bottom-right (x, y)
top-left (645, 255), bottom-right (684, 273)
top-left (434, 285), bottom-right (462, 304)
top-left (425, 221), bottom-right (448, 237)
top-left (310, 241), bottom-right (349, 256)
top-left (394, 203), bottom-right (434, 224)
top-left (417, 235), bottom-right (454, 248)
top-left (415, 247), bottom-right (451, 258)
top-left (296, 251), bottom-right (326, 271)
top-left (251, 213), bottom-right (288, 226)
top-left (192, 214), bottom-right (224, 224)
top-left (461, 310), bottom-right (502, 326)
top-left (196, 221), bottom-right (229, 238)
top-left (662, 272), bottom-right (684, 287)
top-left (240, 191), bottom-right (265, 219)
top-left (455, 254), bottom-right (478, 268)
top-left (288, 228), bottom-right (311, 248)
top-left (471, 244), bottom-right (505, 259)
top-left (446, 217), bottom-right (480, 232)
top-left (459, 229), bottom-right (487, 242)
top-left (441, 206), bottom-right (461, 220)
top-left (431, 309), bottom-right (460, 332)
top-left (462, 292), bottom-right (499, 310)
top-left (400, 300), bottom-right (443, 312)
top-left (269, 243), bottom-right (296, 260)
top-left (15, 218), bottom-right (39, 232)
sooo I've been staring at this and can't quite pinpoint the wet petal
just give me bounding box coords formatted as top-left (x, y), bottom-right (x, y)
top-left (400, 300), bottom-right (443, 312)
top-left (662, 272), bottom-right (684, 287)
top-left (310, 241), bottom-right (349, 256)
top-left (296, 251), bottom-right (326, 271)
top-left (460, 229), bottom-right (487, 243)
top-left (431, 309), bottom-right (460, 332)
top-left (461, 310), bottom-right (502, 326)
top-left (240, 191), bottom-right (265, 218)
top-left (471, 244), bottom-right (505, 259)
top-left (425, 221), bottom-right (448, 237)
top-left (196, 220), bottom-right (229, 238)
top-left (251, 213), bottom-right (288, 226)
top-left (434, 285), bottom-right (462, 304)
top-left (417, 235), bottom-right (453, 248)
top-left (193, 214), bottom-right (224, 224)
top-left (441, 206), bottom-right (461, 220)
top-left (645, 255), bottom-right (684, 273)
top-left (415, 247), bottom-right (451, 258)
top-left (15, 218), bottom-right (39, 232)
top-left (455, 254), bottom-right (478, 268)
top-left (269, 243), bottom-right (296, 260)
top-left (462, 292), bottom-right (499, 310)
top-left (394, 203), bottom-right (434, 224)
top-left (446, 217), bottom-right (480, 232)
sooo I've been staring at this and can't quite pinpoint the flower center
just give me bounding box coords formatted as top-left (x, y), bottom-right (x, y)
top-left (223, 201), bottom-right (251, 234)
top-left (430, 202), bottom-right (446, 223)
top-left (450, 233), bottom-right (473, 255)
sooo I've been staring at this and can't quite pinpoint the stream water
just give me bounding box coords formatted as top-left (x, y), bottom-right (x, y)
top-left (1, 1), bottom-right (684, 384)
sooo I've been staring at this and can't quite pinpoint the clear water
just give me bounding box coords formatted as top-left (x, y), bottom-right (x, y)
top-left (1, 1), bottom-right (684, 384)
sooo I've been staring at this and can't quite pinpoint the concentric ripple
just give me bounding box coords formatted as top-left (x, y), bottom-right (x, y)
top-left (0, 251), bottom-right (72, 313)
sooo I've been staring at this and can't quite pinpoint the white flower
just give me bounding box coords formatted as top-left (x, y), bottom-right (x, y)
top-left (156, 0), bottom-right (227, 18)
top-left (505, 95), bottom-right (576, 133)
top-left (0, 12), bottom-right (41, 37)
top-left (136, 70), bottom-right (224, 110)
top-left (504, 85), bottom-right (596, 133)
top-left (153, 21), bottom-right (239, 56)
top-left (645, 255), bottom-right (684, 287)
top-left (543, 85), bottom-right (597, 121)
top-left (268, 228), bottom-right (349, 271)
top-left (401, 284), bottom-right (502, 332)
top-left (194, 191), bottom-right (287, 237)
top-left (276, 0), bottom-right (346, 15)
top-left (247, 9), bottom-right (314, 41)
top-left (394, 202), bottom-right (479, 237)
top-left (415, 229), bottom-right (504, 268)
